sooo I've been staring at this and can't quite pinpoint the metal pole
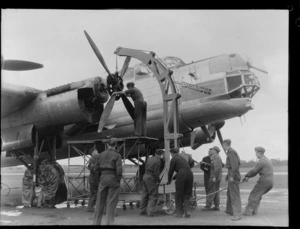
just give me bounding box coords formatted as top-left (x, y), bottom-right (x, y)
top-left (68, 144), bottom-right (70, 202)
top-left (52, 136), bottom-right (56, 161)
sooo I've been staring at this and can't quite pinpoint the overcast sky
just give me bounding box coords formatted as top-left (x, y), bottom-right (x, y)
top-left (1, 9), bottom-right (288, 163)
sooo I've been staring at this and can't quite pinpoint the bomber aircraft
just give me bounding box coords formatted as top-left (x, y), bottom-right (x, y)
top-left (1, 31), bottom-right (266, 185)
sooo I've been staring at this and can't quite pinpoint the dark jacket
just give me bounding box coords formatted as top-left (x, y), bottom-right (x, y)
top-left (144, 155), bottom-right (161, 182)
top-left (95, 148), bottom-right (123, 180)
top-left (245, 155), bottom-right (273, 183)
top-left (225, 147), bottom-right (241, 181)
top-left (210, 154), bottom-right (223, 181)
top-left (168, 154), bottom-right (191, 183)
top-left (200, 156), bottom-right (212, 173)
top-left (88, 155), bottom-right (100, 183)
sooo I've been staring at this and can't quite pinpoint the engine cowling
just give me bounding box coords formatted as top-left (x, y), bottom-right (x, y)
top-left (1, 77), bottom-right (109, 130)
top-left (190, 121), bottom-right (225, 150)
top-left (190, 126), bottom-right (216, 150)
top-left (1, 124), bottom-right (36, 151)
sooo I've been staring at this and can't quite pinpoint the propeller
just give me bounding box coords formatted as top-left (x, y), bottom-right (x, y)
top-left (1, 55), bottom-right (43, 71)
top-left (216, 129), bottom-right (226, 153)
top-left (84, 31), bottom-right (135, 132)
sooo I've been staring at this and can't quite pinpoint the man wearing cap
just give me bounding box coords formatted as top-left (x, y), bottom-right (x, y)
top-left (222, 139), bottom-right (242, 221)
top-left (167, 148), bottom-right (194, 218)
top-left (140, 149), bottom-right (164, 217)
top-left (202, 146), bottom-right (223, 211)
top-left (87, 148), bottom-right (100, 212)
top-left (123, 82), bottom-right (147, 136)
top-left (242, 147), bottom-right (273, 216)
top-left (200, 149), bottom-right (213, 200)
top-left (93, 138), bottom-right (123, 225)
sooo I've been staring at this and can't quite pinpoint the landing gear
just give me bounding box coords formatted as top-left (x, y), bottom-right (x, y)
top-left (163, 200), bottom-right (175, 215)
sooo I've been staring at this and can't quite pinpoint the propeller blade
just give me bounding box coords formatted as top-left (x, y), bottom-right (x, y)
top-left (2, 59), bottom-right (43, 71)
top-left (216, 129), bottom-right (226, 152)
top-left (120, 56), bottom-right (131, 78)
top-left (121, 94), bottom-right (135, 120)
top-left (84, 30), bottom-right (113, 77)
top-left (98, 95), bottom-right (116, 133)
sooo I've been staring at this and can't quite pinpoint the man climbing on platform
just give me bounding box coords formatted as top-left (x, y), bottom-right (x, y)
top-left (115, 82), bottom-right (147, 136)
top-left (139, 149), bottom-right (165, 217)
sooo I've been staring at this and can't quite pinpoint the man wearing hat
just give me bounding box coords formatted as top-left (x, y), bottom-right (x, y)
top-left (140, 149), bottom-right (165, 217)
top-left (222, 139), bottom-right (242, 221)
top-left (87, 148), bottom-right (100, 212)
top-left (202, 146), bottom-right (223, 211)
top-left (242, 147), bottom-right (273, 216)
top-left (200, 148), bottom-right (213, 200)
top-left (93, 138), bottom-right (123, 225)
top-left (167, 148), bottom-right (194, 218)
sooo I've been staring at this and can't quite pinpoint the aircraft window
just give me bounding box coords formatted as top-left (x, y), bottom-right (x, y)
top-left (123, 68), bottom-right (134, 81)
top-left (227, 75), bottom-right (242, 92)
top-left (244, 74), bottom-right (255, 85)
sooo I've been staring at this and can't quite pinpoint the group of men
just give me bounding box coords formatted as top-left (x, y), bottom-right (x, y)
top-left (85, 81), bottom-right (273, 224)
top-left (86, 137), bottom-right (274, 224)
top-left (200, 139), bottom-right (274, 221)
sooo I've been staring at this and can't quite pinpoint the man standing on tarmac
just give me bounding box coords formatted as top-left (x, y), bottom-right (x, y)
top-left (242, 147), bottom-right (274, 216)
top-left (167, 148), bottom-right (193, 218)
top-left (93, 138), bottom-right (123, 225)
top-left (140, 149), bottom-right (165, 217)
top-left (222, 139), bottom-right (242, 221)
top-left (201, 146), bottom-right (223, 211)
top-left (87, 148), bottom-right (99, 212)
top-left (200, 148), bottom-right (213, 204)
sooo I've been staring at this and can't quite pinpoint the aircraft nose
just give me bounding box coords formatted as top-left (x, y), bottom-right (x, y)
top-left (245, 98), bottom-right (254, 109)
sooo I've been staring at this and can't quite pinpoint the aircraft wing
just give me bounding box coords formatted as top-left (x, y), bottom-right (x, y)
top-left (1, 83), bottom-right (42, 117)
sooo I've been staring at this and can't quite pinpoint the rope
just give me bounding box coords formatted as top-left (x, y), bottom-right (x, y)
top-left (194, 180), bottom-right (246, 202)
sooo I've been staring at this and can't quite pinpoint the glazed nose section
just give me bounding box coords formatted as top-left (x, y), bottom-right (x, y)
top-left (245, 98), bottom-right (254, 110)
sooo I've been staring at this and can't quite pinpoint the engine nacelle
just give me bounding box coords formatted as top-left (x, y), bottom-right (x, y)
top-left (1, 124), bottom-right (36, 151)
top-left (190, 125), bottom-right (216, 150)
top-left (1, 77), bottom-right (109, 130)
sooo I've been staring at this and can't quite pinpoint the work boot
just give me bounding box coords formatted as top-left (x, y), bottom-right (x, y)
top-left (147, 212), bottom-right (156, 217)
top-left (231, 215), bottom-right (242, 221)
top-left (140, 211), bottom-right (147, 216)
top-left (201, 206), bottom-right (211, 211)
top-left (174, 213), bottom-right (183, 218)
top-left (211, 206), bottom-right (220, 211)
top-left (225, 211), bottom-right (233, 216)
top-left (242, 210), bottom-right (252, 216)
top-left (184, 212), bottom-right (191, 218)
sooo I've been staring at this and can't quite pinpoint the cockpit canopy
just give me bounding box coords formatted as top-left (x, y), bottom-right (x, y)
top-left (123, 56), bottom-right (185, 82)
